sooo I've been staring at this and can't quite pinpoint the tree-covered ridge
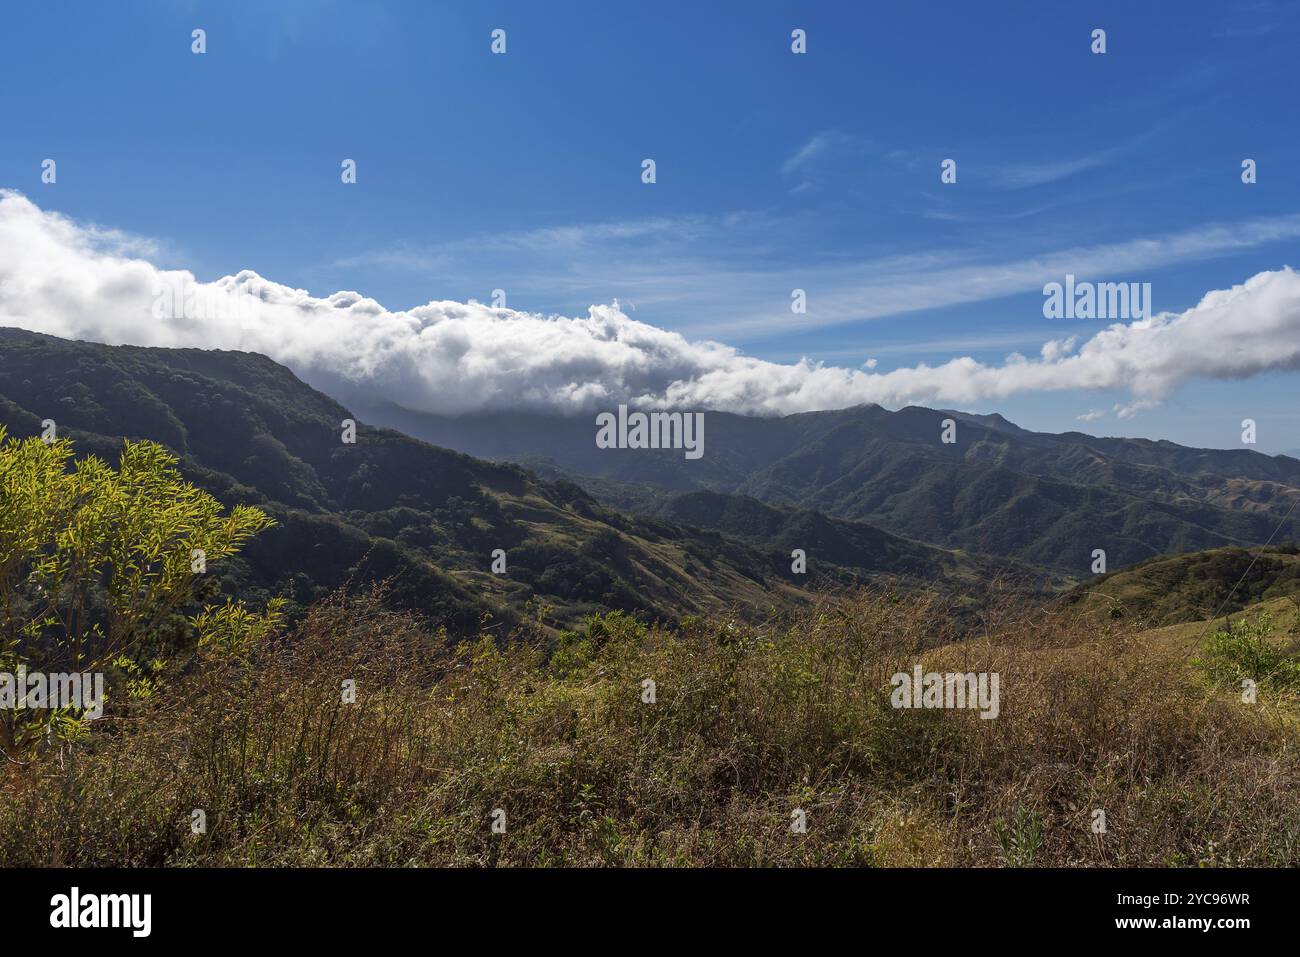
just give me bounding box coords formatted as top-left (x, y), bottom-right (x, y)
top-left (369, 402), bottom-right (1300, 576)
top-left (1067, 544), bottom-right (1300, 627)
top-left (0, 329), bottom-right (992, 633)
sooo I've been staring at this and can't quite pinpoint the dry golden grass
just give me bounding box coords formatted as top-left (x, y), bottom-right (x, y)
top-left (2, 586), bottom-right (1297, 867)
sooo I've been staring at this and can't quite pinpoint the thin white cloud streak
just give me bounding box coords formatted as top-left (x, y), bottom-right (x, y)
top-left (761, 331), bottom-right (1056, 364)
top-left (992, 154), bottom-right (1110, 189)
top-left (783, 127), bottom-right (1143, 195)
top-left (781, 131), bottom-right (871, 177)
top-left (3, 190), bottom-right (1300, 419)
top-left (709, 213), bottom-right (1300, 338)
top-left (986, 127), bottom-right (1160, 190)
top-left (334, 201), bottom-right (1300, 341)
top-left (337, 215), bottom-right (718, 268)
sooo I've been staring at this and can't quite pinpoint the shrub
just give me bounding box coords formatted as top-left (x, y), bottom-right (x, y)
top-left (0, 429), bottom-right (280, 753)
top-left (1195, 612), bottom-right (1300, 693)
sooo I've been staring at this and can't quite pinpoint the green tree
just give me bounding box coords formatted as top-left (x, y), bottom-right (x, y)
top-left (0, 427), bottom-right (280, 751)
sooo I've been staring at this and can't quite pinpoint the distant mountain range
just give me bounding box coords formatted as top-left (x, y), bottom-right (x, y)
top-left (0, 329), bottom-right (1007, 633)
top-left (354, 400), bottom-right (1300, 577)
top-left (5, 329), bottom-right (1296, 635)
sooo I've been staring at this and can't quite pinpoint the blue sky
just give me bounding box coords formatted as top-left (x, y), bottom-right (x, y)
top-left (3, 0), bottom-right (1300, 450)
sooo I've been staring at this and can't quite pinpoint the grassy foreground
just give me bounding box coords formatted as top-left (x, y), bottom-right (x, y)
top-left (2, 587), bottom-right (1298, 867)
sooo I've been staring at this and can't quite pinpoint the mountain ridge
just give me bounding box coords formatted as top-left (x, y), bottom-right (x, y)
top-left (0, 329), bottom-right (1001, 632)
top-left (353, 399), bottom-right (1300, 576)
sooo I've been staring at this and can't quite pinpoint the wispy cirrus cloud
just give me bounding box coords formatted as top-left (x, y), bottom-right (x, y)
top-left (704, 212), bottom-right (1300, 339)
top-left (784, 126), bottom-right (1159, 201)
top-left (989, 154), bottom-right (1113, 190)
top-left (983, 125), bottom-right (1166, 190)
top-left (331, 197), bottom-right (1300, 342)
top-left (336, 214), bottom-right (722, 271)
top-left (781, 131), bottom-right (847, 176)
top-left (780, 130), bottom-right (876, 193)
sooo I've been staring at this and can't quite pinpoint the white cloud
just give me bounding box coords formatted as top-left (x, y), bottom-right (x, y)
top-left (3, 190), bottom-right (1300, 419)
top-left (992, 155), bottom-right (1109, 189)
top-left (985, 130), bottom-right (1154, 190)
top-left (781, 130), bottom-right (873, 176)
top-left (780, 131), bottom-right (875, 193)
top-left (709, 213), bottom-right (1300, 339)
top-left (327, 199), bottom-right (1300, 342)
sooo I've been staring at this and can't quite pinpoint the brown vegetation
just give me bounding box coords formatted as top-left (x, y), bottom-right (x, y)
top-left (3, 586), bottom-right (1297, 867)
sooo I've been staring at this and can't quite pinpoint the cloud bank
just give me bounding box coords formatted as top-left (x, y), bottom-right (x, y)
top-left (3, 190), bottom-right (1300, 419)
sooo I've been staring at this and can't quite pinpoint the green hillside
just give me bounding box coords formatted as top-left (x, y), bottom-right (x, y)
top-left (371, 402), bottom-right (1300, 577)
top-left (0, 330), bottom-right (991, 632)
top-left (1066, 544), bottom-right (1300, 627)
